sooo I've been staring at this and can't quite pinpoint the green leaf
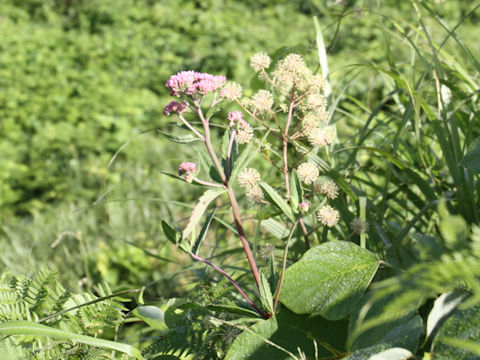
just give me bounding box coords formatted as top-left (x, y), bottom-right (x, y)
top-left (206, 101), bottom-right (228, 120)
top-left (289, 170), bottom-right (303, 213)
top-left (348, 291), bottom-right (422, 352)
top-left (157, 130), bottom-right (202, 144)
top-left (192, 209), bottom-right (216, 255)
top-left (254, 206), bottom-right (282, 220)
top-left (260, 218), bottom-right (289, 239)
top-left (206, 304), bottom-right (261, 318)
top-left (280, 241), bottom-right (379, 319)
top-left (369, 347), bottom-right (413, 360)
top-left (181, 188), bottom-right (224, 246)
top-left (224, 318), bottom-right (279, 360)
top-left (228, 307), bottom-right (348, 360)
top-left (162, 220), bottom-right (180, 246)
top-left (258, 182), bottom-right (294, 221)
top-left (437, 199), bottom-right (468, 250)
top-left (0, 320), bottom-right (144, 360)
top-left (133, 306), bottom-right (169, 333)
top-left (345, 344), bottom-right (395, 360)
top-left (432, 303), bottom-right (480, 359)
top-left (460, 140), bottom-right (480, 174)
top-left (259, 271), bottom-right (274, 315)
top-left (426, 291), bottom-right (467, 341)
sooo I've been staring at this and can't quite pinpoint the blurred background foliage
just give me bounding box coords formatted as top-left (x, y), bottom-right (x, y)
top-left (0, 0), bottom-right (478, 291)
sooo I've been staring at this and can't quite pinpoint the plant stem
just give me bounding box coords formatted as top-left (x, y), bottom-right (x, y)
top-left (197, 107), bottom-right (226, 183)
top-left (178, 114), bottom-right (205, 140)
top-left (193, 177), bottom-right (224, 188)
top-left (194, 104), bottom-right (261, 294)
top-left (190, 253), bottom-right (268, 319)
top-left (226, 187), bottom-right (261, 289)
top-left (359, 196), bottom-right (367, 249)
top-left (282, 89), bottom-right (296, 201)
top-left (273, 221), bottom-right (298, 312)
top-left (298, 218), bottom-right (310, 249)
top-left (225, 129), bottom-right (236, 182)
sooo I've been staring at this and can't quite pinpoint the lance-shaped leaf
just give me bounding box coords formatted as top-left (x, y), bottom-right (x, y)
top-left (289, 170), bottom-right (303, 213)
top-left (258, 182), bottom-right (294, 221)
top-left (0, 321), bottom-right (144, 360)
top-left (460, 138), bottom-right (480, 174)
top-left (259, 271), bottom-right (274, 315)
top-left (157, 130), bottom-right (202, 144)
top-left (280, 241), bottom-right (379, 319)
top-left (192, 209), bottom-right (216, 255)
top-left (182, 188), bottom-right (225, 246)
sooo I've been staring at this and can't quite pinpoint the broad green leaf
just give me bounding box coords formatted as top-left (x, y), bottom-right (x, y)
top-left (460, 140), bottom-right (480, 174)
top-left (181, 188), bottom-right (224, 245)
top-left (133, 306), bottom-right (169, 333)
top-left (224, 318), bottom-right (278, 360)
top-left (259, 271), bottom-right (274, 315)
top-left (280, 241), bottom-right (379, 319)
top-left (345, 344), bottom-right (393, 360)
top-left (439, 338), bottom-right (480, 357)
top-left (426, 291), bottom-right (466, 340)
top-left (258, 182), bottom-right (294, 221)
top-left (230, 307), bottom-right (348, 360)
top-left (369, 347), bottom-right (413, 360)
top-left (289, 170), bottom-right (303, 213)
top-left (157, 130), bottom-right (202, 144)
top-left (432, 303), bottom-right (480, 359)
top-left (0, 320), bottom-right (143, 360)
top-left (192, 209), bottom-right (216, 255)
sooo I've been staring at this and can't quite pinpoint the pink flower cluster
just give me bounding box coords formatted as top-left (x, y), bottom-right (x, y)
top-left (227, 111), bottom-right (244, 126)
top-left (166, 71), bottom-right (226, 97)
top-left (163, 100), bottom-right (188, 116)
top-left (178, 162), bottom-right (197, 183)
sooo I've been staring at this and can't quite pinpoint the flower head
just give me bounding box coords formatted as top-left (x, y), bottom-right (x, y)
top-left (307, 126), bottom-right (335, 147)
top-left (163, 100), bottom-right (188, 116)
top-left (228, 111), bottom-right (244, 126)
top-left (246, 185), bottom-right (264, 203)
top-left (235, 120), bottom-right (254, 144)
top-left (272, 53), bottom-right (312, 93)
top-left (306, 93), bottom-right (327, 110)
top-left (166, 71), bottom-right (226, 97)
top-left (350, 218), bottom-right (369, 235)
top-left (220, 82), bottom-right (242, 100)
top-left (251, 90), bottom-right (273, 114)
top-left (317, 205), bottom-right (340, 227)
top-left (250, 52), bottom-right (271, 72)
top-left (259, 243), bottom-right (275, 260)
top-left (238, 168), bottom-right (261, 188)
top-left (316, 179), bottom-right (339, 199)
top-left (178, 162), bottom-right (197, 183)
top-left (297, 162), bottom-right (319, 185)
top-left (299, 201), bottom-right (310, 212)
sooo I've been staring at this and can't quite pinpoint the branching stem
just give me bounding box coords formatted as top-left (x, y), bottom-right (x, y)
top-left (191, 253), bottom-right (268, 319)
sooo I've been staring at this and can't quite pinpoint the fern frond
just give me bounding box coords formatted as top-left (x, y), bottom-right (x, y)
top-left (0, 268), bottom-right (130, 359)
